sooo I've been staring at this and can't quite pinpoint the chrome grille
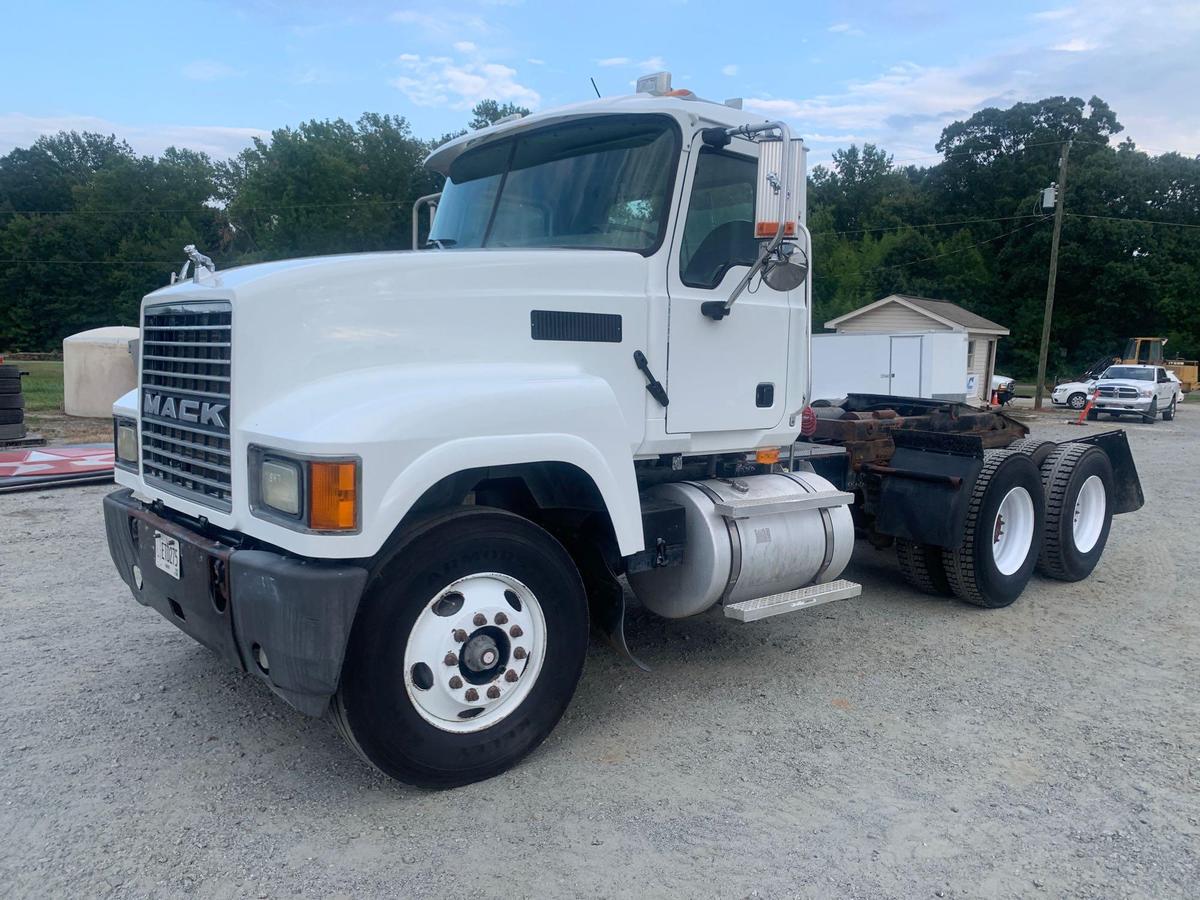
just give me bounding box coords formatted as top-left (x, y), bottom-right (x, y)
top-left (140, 301), bottom-right (232, 511)
top-left (1097, 385), bottom-right (1138, 400)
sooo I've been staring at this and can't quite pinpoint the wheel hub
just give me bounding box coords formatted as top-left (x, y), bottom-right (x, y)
top-left (403, 572), bottom-right (546, 734)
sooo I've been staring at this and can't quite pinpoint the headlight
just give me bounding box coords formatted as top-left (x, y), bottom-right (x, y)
top-left (1139, 387), bottom-right (1153, 398)
top-left (261, 458), bottom-right (302, 516)
top-left (249, 446), bottom-right (359, 533)
top-left (114, 417), bottom-right (138, 469)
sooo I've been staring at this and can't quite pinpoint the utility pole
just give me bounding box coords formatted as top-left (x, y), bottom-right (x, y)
top-left (1034, 140), bottom-right (1071, 410)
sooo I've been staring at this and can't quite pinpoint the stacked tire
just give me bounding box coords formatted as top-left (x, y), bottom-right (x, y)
top-left (0, 364), bottom-right (27, 443)
top-left (896, 439), bottom-right (1115, 608)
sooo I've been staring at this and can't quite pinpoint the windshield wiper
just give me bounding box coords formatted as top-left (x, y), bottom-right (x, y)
top-left (425, 238), bottom-right (457, 249)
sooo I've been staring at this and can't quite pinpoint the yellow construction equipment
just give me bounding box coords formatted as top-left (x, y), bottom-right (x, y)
top-left (1122, 337), bottom-right (1198, 392)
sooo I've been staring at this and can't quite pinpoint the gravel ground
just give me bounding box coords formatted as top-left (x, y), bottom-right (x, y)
top-left (1, 407), bottom-right (1197, 899)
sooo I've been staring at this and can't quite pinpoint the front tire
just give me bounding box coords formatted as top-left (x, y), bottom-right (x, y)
top-left (332, 508), bottom-right (589, 788)
top-left (1143, 398), bottom-right (1158, 424)
top-left (1067, 392), bottom-right (1087, 410)
top-left (941, 450), bottom-right (1044, 608)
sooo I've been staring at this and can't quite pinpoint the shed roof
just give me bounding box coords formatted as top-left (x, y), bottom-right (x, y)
top-left (824, 294), bottom-right (1009, 336)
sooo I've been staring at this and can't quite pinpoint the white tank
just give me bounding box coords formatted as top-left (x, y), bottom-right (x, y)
top-left (628, 471), bottom-right (854, 619)
top-left (62, 326), bottom-right (139, 418)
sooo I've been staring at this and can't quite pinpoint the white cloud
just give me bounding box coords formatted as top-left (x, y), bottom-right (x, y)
top-left (596, 55), bottom-right (666, 70)
top-left (181, 60), bottom-right (240, 81)
top-left (389, 9), bottom-right (490, 40)
top-left (747, 2), bottom-right (1200, 166)
top-left (526, 57), bottom-right (545, 65)
top-left (0, 113), bottom-right (266, 158)
top-left (721, 64), bottom-right (739, 76)
top-left (1051, 37), bottom-right (1099, 52)
top-left (454, 41), bottom-right (478, 53)
top-left (828, 23), bottom-right (865, 37)
top-left (1032, 6), bottom-right (1076, 20)
top-left (392, 53), bottom-right (540, 110)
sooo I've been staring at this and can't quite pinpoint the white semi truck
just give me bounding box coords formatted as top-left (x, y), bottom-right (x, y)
top-left (103, 74), bottom-right (1143, 787)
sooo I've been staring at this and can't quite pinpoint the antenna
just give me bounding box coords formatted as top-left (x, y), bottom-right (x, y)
top-left (590, 76), bottom-right (601, 98)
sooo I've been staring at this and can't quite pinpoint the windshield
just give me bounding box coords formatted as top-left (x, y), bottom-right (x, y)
top-left (429, 115), bottom-right (679, 254)
top-left (1102, 366), bottom-right (1153, 381)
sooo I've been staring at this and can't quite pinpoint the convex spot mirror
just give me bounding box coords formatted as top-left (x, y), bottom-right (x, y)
top-left (763, 253), bottom-right (808, 291)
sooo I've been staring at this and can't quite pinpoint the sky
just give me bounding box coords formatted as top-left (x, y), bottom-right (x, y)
top-left (2, 0), bottom-right (1198, 168)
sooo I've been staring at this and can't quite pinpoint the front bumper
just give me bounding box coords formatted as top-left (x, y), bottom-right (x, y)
top-left (103, 489), bottom-right (368, 716)
top-left (1093, 397), bottom-right (1153, 413)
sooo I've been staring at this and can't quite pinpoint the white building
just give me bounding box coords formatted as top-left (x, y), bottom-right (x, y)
top-left (824, 294), bottom-right (1009, 402)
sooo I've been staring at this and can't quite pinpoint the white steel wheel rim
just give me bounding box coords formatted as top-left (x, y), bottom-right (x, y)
top-left (991, 486), bottom-right (1035, 576)
top-left (403, 572), bottom-right (547, 734)
top-left (1072, 475), bottom-right (1106, 553)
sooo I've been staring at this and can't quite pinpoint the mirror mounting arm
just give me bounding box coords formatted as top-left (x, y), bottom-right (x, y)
top-left (702, 120), bottom-right (798, 321)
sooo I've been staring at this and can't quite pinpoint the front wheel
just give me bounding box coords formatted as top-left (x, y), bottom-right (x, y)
top-left (1143, 398), bottom-right (1158, 424)
top-left (941, 450), bottom-right (1044, 608)
top-left (1067, 392), bottom-right (1087, 410)
top-left (332, 508), bottom-right (589, 788)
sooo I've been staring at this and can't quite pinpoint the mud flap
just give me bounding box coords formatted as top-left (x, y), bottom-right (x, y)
top-left (1065, 429), bottom-right (1144, 514)
top-left (570, 520), bottom-right (650, 672)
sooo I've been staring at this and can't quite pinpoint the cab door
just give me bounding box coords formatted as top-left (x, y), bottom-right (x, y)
top-left (664, 138), bottom-right (793, 434)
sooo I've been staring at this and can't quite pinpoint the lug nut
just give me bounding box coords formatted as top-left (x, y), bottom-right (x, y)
top-left (504, 669), bottom-right (518, 683)
top-left (509, 625), bottom-right (523, 638)
top-left (486, 685), bottom-right (501, 699)
top-left (513, 646), bottom-right (527, 660)
top-left (449, 675), bottom-right (463, 689)
top-left (495, 611), bottom-right (508, 625)
top-left (452, 629), bottom-right (468, 643)
top-left (443, 652), bottom-right (458, 667)
top-left (464, 688), bottom-right (479, 702)
top-left (473, 612), bottom-right (487, 627)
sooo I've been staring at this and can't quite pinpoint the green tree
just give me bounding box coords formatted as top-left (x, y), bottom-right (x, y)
top-left (469, 100), bottom-right (530, 130)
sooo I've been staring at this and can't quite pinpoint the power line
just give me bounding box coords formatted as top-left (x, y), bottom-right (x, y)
top-left (812, 213), bottom-right (1046, 238)
top-left (1065, 212), bottom-right (1200, 230)
top-left (0, 197), bottom-right (426, 217)
top-left (844, 217), bottom-right (1050, 278)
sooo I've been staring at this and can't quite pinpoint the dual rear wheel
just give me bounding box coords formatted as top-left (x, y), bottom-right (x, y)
top-left (897, 442), bottom-right (1115, 607)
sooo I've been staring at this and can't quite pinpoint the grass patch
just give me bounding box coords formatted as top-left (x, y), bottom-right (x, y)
top-left (15, 360), bottom-right (64, 412)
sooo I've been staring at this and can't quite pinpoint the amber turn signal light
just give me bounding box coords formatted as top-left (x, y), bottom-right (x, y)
top-left (756, 447), bottom-right (781, 465)
top-left (308, 461), bottom-right (358, 531)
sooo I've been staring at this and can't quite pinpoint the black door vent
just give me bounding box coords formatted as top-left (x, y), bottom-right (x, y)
top-left (531, 310), bottom-right (622, 343)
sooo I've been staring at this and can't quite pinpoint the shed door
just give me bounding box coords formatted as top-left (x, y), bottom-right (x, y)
top-left (889, 336), bottom-right (923, 396)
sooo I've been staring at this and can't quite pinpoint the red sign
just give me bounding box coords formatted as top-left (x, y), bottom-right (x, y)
top-left (0, 447), bottom-right (114, 479)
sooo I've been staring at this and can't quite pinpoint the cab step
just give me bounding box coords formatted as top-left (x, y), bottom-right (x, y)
top-left (723, 578), bottom-right (862, 622)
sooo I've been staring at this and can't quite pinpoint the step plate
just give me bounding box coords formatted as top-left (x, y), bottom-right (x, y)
top-left (723, 579), bottom-right (862, 622)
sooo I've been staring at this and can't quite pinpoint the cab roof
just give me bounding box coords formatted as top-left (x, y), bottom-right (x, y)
top-left (424, 93), bottom-right (775, 175)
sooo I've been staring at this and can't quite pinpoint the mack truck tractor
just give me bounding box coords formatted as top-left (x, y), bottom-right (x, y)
top-left (103, 72), bottom-right (1143, 787)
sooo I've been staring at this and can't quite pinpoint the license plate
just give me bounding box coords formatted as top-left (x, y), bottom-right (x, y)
top-left (154, 531), bottom-right (181, 580)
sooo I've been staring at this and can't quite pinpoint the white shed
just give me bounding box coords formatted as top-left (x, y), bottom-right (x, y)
top-left (824, 294), bottom-right (1009, 402)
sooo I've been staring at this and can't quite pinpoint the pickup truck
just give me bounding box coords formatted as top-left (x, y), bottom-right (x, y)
top-left (1087, 364), bottom-right (1178, 423)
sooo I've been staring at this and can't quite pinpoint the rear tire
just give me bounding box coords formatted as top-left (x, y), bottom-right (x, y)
top-left (332, 507), bottom-right (589, 788)
top-left (1005, 437), bottom-right (1057, 468)
top-left (0, 422), bottom-right (26, 441)
top-left (941, 450), bottom-right (1044, 608)
top-left (0, 394), bottom-right (25, 409)
top-left (1163, 398), bottom-right (1176, 421)
top-left (896, 538), bottom-right (953, 596)
top-left (0, 376), bottom-right (21, 395)
top-left (1086, 409), bottom-right (1098, 421)
top-left (1036, 443), bottom-right (1114, 582)
top-left (0, 408), bottom-right (23, 425)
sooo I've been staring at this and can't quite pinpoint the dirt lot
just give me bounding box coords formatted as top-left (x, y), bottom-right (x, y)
top-left (1, 406), bottom-right (1196, 899)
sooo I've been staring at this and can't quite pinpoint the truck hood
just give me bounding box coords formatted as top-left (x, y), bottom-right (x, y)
top-left (1096, 379), bottom-right (1152, 389)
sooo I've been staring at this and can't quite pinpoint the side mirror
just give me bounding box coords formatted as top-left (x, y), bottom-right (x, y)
top-left (754, 137), bottom-right (805, 244)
